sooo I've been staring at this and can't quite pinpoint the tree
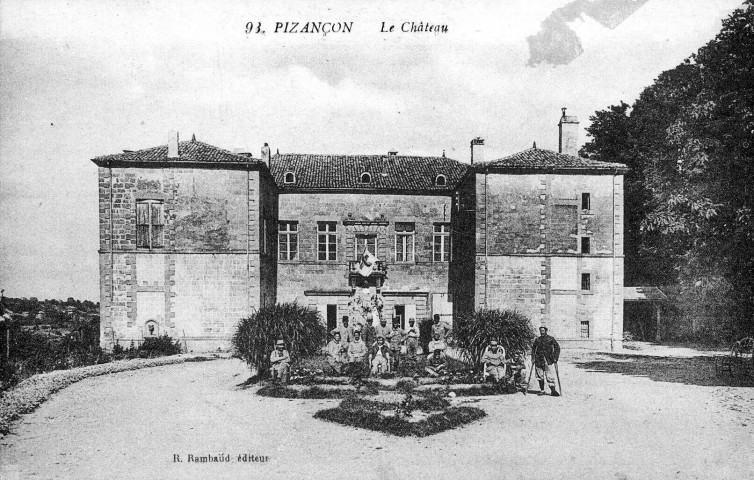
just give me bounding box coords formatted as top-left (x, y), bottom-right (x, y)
top-left (581, 1), bottom-right (754, 338)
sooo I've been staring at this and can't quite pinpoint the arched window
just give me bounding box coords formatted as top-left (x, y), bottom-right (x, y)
top-left (284, 172), bottom-right (295, 184)
top-left (435, 174), bottom-right (447, 186)
top-left (360, 172), bottom-right (372, 184)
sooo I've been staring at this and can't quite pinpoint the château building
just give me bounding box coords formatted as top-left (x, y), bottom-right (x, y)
top-left (93, 111), bottom-right (627, 351)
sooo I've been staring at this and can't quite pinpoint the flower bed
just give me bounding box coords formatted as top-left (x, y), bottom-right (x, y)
top-left (257, 384), bottom-right (379, 399)
top-left (0, 353), bottom-right (221, 436)
top-left (314, 394), bottom-right (485, 437)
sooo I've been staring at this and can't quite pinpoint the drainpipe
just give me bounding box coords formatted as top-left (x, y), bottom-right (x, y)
top-left (108, 161), bottom-right (114, 348)
top-left (484, 172), bottom-right (488, 308)
top-left (610, 168), bottom-right (617, 351)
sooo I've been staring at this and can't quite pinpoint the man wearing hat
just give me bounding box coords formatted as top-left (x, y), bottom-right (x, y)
top-left (531, 326), bottom-right (561, 396)
top-left (270, 339), bottom-right (291, 384)
top-left (331, 316), bottom-right (354, 344)
top-left (405, 318), bottom-right (420, 358)
top-left (481, 339), bottom-right (506, 383)
top-left (361, 315), bottom-right (377, 349)
top-left (369, 336), bottom-right (391, 375)
top-left (326, 332), bottom-right (348, 375)
top-left (431, 313), bottom-right (452, 342)
top-left (386, 319), bottom-right (406, 370)
top-left (374, 317), bottom-right (392, 340)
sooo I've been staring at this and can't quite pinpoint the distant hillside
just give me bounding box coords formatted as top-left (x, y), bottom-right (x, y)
top-left (1, 297), bottom-right (99, 326)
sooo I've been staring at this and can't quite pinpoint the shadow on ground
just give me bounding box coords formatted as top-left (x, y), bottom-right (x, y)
top-left (573, 353), bottom-right (754, 387)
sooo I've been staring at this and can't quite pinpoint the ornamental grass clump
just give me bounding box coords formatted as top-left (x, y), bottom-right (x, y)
top-left (232, 302), bottom-right (328, 376)
top-left (454, 308), bottom-right (535, 366)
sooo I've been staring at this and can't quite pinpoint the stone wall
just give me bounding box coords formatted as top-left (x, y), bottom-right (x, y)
top-left (98, 165), bottom-right (273, 351)
top-left (277, 192), bottom-right (453, 321)
top-left (472, 172), bottom-right (624, 348)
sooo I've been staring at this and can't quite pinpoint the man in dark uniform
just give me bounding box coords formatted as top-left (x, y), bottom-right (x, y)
top-left (531, 326), bottom-right (560, 396)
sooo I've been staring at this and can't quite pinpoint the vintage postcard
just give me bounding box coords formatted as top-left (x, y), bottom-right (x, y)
top-left (1, 1), bottom-right (752, 479)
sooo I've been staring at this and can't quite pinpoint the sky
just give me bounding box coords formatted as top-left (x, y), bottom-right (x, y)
top-left (0, 0), bottom-right (746, 301)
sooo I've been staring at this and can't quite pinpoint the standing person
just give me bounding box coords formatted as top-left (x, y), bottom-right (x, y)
top-left (369, 337), bottom-right (391, 375)
top-left (386, 320), bottom-right (405, 370)
top-left (431, 314), bottom-right (452, 342)
top-left (531, 326), bottom-right (560, 396)
top-left (331, 316), bottom-right (354, 344)
top-left (361, 316), bottom-right (377, 349)
top-left (269, 339), bottom-right (291, 384)
top-left (405, 318), bottom-right (420, 358)
top-left (326, 332), bottom-right (347, 375)
top-left (374, 317), bottom-right (391, 340)
top-left (481, 340), bottom-right (506, 383)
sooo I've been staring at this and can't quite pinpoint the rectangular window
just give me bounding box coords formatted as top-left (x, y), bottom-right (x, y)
top-left (355, 234), bottom-right (377, 259)
top-left (581, 236), bottom-right (591, 254)
top-left (317, 222), bottom-right (337, 261)
top-left (581, 192), bottom-right (591, 210)
top-left (433, 223), bottom-right (451, 262)
top-left (581, 273), bottom-right (591, 291)
top-left (136, 200), bottom-right (164, 249)
top-left (580, 321), bottom-right (590, 338)
top-left (394, 305), bottom-right (405, 330)
top-left (395, 222), bottom-right (415, 263)
top-left (278, 221), bottom-right (298, 261)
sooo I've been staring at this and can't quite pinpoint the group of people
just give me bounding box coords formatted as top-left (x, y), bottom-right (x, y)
top-left (270, 319), bottom-right (561, 396)
top-left (325, 314), bottom-right (451, 377)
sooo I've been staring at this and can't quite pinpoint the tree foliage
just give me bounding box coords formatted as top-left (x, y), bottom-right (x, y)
top-left (232, 302), bottom-right (328, 375)
top-left (581, 1), bottom-right (754, 337)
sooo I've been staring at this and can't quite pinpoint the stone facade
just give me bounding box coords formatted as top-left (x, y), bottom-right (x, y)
top-left (96, 155), bottom-right (277, 351)
top-left (94, 122), bottom-right (627, 351)
top-left (468, 171), bottom-right (624, 348)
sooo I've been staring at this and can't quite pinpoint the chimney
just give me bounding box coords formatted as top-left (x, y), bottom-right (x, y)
top-left (470, 137), bottom-right (485, 164)
top-left (168, 131), bottom-right (179, 158)
top-left (261, 142), bottom-right (271, 166)
top-left (558, 108), bottom-right (580, 157)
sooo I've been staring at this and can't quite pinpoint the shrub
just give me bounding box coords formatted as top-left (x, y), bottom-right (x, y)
top-left (454, 308), bottom-right (535, 366)
top-left (232, 302), bottom-right (328, 376)
top-left (138, 334), bottom-right (182, 356)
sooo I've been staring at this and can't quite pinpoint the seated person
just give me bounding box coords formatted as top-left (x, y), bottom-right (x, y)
top-left (370, 336), bottom-right (391, 375)
top-left (425, 349), bottom-right (447, 377)
top-left (347, 330), bottom-right (368, 376)
top-left (326, 332), bottom-right (348, 375)
top-left (505, 351), bottom-right (527, 388)
top-left (269, 339), bottom-right (291, 384)
top-left (427, 332), bottom-right (447, 358)
top-left (481, 340), bottom-right (506, 383)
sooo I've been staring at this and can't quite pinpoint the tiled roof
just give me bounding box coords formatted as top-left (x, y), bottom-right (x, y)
top-left (91, 140), bottom-right (263, 166)
top-left (270, 154), bottom-right (468, 192)
top-left (476, 148), bottom-right (628, 173)
top-left (624, 287), bottom-right (668, 302)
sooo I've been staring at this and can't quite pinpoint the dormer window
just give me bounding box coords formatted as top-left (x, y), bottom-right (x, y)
top-left (435, 175), bottom-right (447, 186)
top-left (360, 172), bottom-right (372, 184)
top-left (284, 172), bottom-right (296, 184)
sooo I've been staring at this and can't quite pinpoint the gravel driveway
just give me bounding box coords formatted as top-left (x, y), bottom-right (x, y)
top-left (0, 354), bottom-right (752, 480)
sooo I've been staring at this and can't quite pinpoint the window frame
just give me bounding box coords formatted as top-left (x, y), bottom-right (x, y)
top-left (581, 272), bottom-right (591, 291)
top-left (580, 320), bottom-right (590, 338)
top-left (435, 174), bottom-right (447, 186)
top-left (433, 223), bottom-right (451, 262)
top-left (581, 236), bottom-right (591, 254)
top-left (278, 221), bottom-right (299, 261)
top-left (355, 234), bottom-right (377, 260)
top-left (394, 222), bottom-right (416, 263)
top-left (581, 192), bottom-right (591, 211)
top-left (284, 172), bottom-right (296, 184)
top-left (136, 199), bottom-right (164, 250)
top-left (360, 172), bottom-right (372, 184)
top-left (317, 221), bottom-right (338, 261)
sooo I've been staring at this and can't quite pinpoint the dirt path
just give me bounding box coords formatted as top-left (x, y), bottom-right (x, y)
top-left (0, 355), bottom-right (752, 480)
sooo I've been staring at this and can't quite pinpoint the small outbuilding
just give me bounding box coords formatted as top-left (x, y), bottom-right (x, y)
top-left (624, 286), bottom-right (668, 342)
